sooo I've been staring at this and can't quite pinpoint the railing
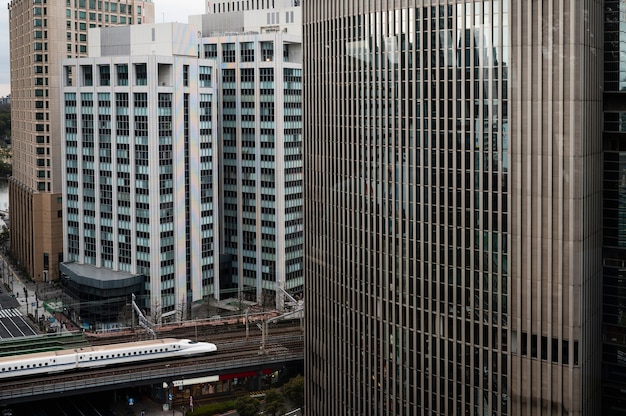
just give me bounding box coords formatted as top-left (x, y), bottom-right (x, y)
top-left (0, 350), bottom-right (303, 402)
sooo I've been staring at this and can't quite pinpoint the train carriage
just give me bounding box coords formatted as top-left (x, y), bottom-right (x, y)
top-left (0, 338), bottom-right (217, 380)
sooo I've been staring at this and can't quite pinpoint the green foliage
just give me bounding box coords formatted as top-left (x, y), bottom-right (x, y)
top-left (0, 146), bottom-right (11, 176)
top-left (183, 400), bottom-right (235, 416)
top-left (283, 374), bottom-right (304, 408)
top-left (234, 395), bottom-right (261, 416)
top-left (0, 104), bottom-right (10, 141)
top-left (263, 389), bottom-right (285, 416)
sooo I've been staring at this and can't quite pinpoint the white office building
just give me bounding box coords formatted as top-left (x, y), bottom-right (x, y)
top-left (61, 23), bottom-right (219, 324)
top-left (192, 2), bottom-right (303, 310)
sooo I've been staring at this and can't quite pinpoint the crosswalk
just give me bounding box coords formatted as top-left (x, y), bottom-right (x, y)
top-left (0, 308), bottom-right (38, 338)
top-left (0, 308), bottom-right (21, 319)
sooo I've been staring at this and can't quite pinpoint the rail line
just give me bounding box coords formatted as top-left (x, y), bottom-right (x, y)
top-left (85, 318), bottom-right (303, 346)
top-left (0, 329), bottom-right (303, 393)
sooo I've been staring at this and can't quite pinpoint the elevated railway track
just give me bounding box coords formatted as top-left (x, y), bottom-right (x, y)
top-left (0, 326), bottom-right (303, 405)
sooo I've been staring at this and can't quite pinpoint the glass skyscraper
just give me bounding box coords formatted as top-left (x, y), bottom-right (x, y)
top-left (602, 1), bottom-right (626, 413)
top-left (304, 1), bottom-right (603, 415)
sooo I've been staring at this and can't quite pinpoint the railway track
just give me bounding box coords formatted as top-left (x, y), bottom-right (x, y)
top-left (85, 317), bottom-right (303, 346)
top-left (0, 332), bottom-right (303, 392)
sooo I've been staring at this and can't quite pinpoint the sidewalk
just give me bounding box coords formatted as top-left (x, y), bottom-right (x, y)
top-left (0, 251), bottom-right (60, 331)
top-left (119, 398), bottom-right (187, 416)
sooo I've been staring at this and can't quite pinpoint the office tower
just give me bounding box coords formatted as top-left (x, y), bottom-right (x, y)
top-left (7, 0), bottom-right (154, 283)
top-left (192, 1), bottom-right (303, 310)
top-left (61, 23), bottom-right (219, 324)
top-left (602, 1), bottom-right (626, 413)
top-left (204, 0), bottom-right (301, 15)
top-left (304, 2), bottom-right (603, 415)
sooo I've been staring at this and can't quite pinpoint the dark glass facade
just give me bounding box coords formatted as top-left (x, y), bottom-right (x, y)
top-left (305, 2), bottom-right (510, 414)
top-left (305, 1), bottom-right (604, 415)
top-left (603, 1), bottom-right (626, 413)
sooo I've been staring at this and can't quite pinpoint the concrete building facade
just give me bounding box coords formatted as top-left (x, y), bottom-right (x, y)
top-left (304, 1), bottom-right (603, 415)
top-left (193, 3), bottom-right (303, 310)
top-left (8, 0), bottom-right (154, 283)
top-left (61, 23), bottom-right (219, 322)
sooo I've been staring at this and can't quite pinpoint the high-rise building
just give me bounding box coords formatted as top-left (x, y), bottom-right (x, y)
top-left (602, 2), bottom-right (626, 413)
top-left (192, 1), bottom-right (303, 310)
top-left (304, 2), bottom-right (603, 415)
top-left (58, 2), bottom-right (303, 323)
top-left (7, 0), bottom-right (154, 283)
top-left (60, 23), bottom-right (219, 324)
top-left (204, 0), bottom-right (301, 15)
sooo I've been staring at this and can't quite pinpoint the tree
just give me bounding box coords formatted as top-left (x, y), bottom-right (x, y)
top-left (150, 299), bottom-right (163, 325)
top-left (0, 104), bottom-right (10, 142)
top-left (234, 395), bottom-right (260, 416)
top-left (0, 147), bottom-right (11, 176)
top-left (117, 304), bottom-right (134, 328)
top-left (263, 389), bottom-right (285, 416)
top-left (283, 374), bottom-right (304, 408)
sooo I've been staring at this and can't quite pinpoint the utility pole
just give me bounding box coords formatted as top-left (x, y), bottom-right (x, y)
top-left (257, 308), bottom-right (304, 354)
top-left (245, 308), bottom-right (249, 342)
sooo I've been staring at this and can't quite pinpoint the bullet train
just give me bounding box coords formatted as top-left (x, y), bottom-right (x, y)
top-left (0, 338), bottom-right (217, 380)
